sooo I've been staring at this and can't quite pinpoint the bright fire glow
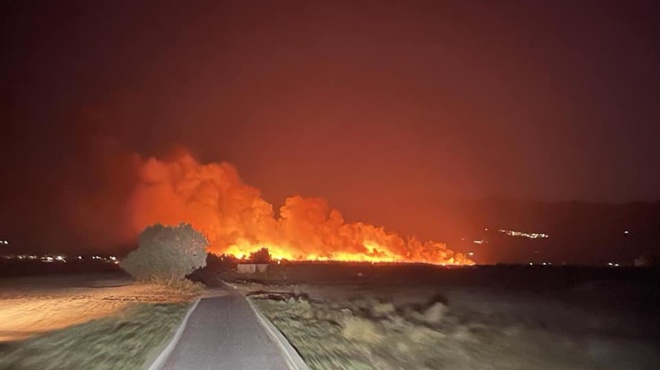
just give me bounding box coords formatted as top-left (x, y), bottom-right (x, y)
top-left (126, 152), bottom-right (474, 266)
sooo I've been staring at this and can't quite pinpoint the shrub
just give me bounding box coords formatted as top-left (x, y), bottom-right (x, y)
top-left (249, 247), bottom-right (272, 264)
top-left (341, 317), bottom-right (384, 343)
top-left (120, 223), bottom-right (209, 282)
top-left (205, 253), bottom-right (238, 271)
top-left (205, 253), bottom-right (224, 271)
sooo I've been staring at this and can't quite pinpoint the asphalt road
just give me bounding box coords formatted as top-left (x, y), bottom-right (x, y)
top-left (162, 287), bottom-right (290, 370)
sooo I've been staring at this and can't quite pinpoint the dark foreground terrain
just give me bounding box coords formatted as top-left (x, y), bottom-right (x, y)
top-left (224, 264), bottom-right (660, 370)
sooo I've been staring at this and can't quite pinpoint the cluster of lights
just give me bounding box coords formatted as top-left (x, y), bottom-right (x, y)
top-left (90, 255), bottom-right (119, 264)
top-left (1, 254), bottom-right (38, 260)
top-left (1, 254), bottom-right (118, 264)
top-left (40, 255), bottom-right (68, 263)
top-left (529, 262), bottom-right (553, 266)
top-left (608, 262), bottom-right (620, 267)
top-left (499, 229), bottom-right (549, 239)
top-left (0, 240), bottom-right (8, 245)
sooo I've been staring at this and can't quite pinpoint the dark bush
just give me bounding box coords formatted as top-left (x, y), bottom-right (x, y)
top-left (249, 247), bottom-right (272, 264)
top-left (120, 223), bottom-right (208, 282)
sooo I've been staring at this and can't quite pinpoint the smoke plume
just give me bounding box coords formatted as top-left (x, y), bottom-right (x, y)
top-left (125, 151), bottom-right (472, 265)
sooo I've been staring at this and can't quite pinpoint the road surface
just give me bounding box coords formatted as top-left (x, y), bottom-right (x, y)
top-left (161, 286), bottom-right (291, 370)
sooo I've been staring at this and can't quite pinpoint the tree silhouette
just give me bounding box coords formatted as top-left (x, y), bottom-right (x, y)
top-left (249, 247), bottom-right (271, 264)
top-left (120, 223), bottom-right (208, 282)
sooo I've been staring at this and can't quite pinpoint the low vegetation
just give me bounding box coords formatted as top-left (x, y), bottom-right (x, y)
top-left (0, 302), bottom-right (189, 370)
top-left (250, 293), bottom-right (481, 370)
top-left (248, 285), bottom-right (659, 370)
top-left (0, 272), bottom-right (203, 370)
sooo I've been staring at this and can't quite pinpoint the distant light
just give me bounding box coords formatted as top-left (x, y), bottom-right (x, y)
top-left (484, 228), bottom-right (489, 232)
top-left (614, 263), bottom-right (620, 267)
top-left (542, 262), bottom-right (547, 266)
top-left (78, 256), bottom-right (83, 259)
top-left (529, 262), bottom-right (533, 266)
top-left (499, 229), bottom-right (549, 239)
top-left (109, 256), bottom-right (117, 261)
top-left (468, 252), bottom-right (474, 256)
top-left (624, 230), bottom-right (629, 235)
top-left (608, 262), bottom-right (613, 266)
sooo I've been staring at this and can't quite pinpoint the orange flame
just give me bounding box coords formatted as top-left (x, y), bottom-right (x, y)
top-left (126, 152), bottom-right (473, 265)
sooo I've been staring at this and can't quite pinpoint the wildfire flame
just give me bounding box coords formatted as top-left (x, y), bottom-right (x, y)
top-left (126, 152), bottom-right (473, 265)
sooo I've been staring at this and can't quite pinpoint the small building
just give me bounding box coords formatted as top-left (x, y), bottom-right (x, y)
top-left (236, 263), bottom-right (269, 274)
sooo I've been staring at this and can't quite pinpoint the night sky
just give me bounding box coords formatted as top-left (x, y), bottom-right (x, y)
top-left (2, 0), bottom-right (659, 256)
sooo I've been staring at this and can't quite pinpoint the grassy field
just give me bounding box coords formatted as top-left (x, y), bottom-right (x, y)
top-left (0, 303), bottom-right (188, 370)
top-left (0, 273), bottom-right (200, 370)
top-left (226, 264), bottom-right (660, 370)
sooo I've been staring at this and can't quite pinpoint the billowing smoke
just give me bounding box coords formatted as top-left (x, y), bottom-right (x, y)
top-left (125, 151), bottom-right (472, 265)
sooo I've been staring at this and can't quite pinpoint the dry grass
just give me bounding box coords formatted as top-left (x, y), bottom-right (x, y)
top-left (0, 274), bottom-right (201, 342)
top-left (0, 302), bottom-right (189, 370)
top-left (246, 283), bottom-right (660, 370)
top-left (0, 273), bottom-right (202, 370)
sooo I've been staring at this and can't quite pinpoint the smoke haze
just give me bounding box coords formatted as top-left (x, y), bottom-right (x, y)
top-left (125, 150), bottom-right (471, 264)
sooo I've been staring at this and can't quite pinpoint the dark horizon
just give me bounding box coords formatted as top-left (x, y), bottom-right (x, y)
top-left (2, 0), bottom-right (659, 263)
top-left (2, 198), bottom-right (658, 266)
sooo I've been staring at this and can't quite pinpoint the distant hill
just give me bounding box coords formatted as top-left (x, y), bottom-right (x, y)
top-left (441, 199), bottom-right (660, 265)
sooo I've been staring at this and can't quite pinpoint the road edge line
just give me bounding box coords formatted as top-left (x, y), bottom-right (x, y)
top-left (245, 297), bottom-right (311, 370)
top-left (147, 297), bottom-right (201, 370)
